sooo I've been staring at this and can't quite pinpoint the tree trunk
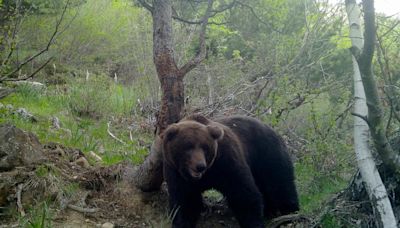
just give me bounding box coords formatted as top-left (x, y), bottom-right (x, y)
top-left (133, 0), bottom-right (213, 192)
top-left (346, 1), bottom-right (398, 227)
top-left (355, 0), bottom-right (400, 175)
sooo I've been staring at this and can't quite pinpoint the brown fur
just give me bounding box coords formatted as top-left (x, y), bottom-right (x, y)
top-left (162, 115), bottom-right (299, 228)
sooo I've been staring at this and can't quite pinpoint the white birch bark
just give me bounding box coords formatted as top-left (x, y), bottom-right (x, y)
top-left (346, 1), bottom-right (398, 227)
top-left (206, 65), bottom-right (214, 105)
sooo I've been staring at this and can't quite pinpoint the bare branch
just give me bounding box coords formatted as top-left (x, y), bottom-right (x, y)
top-left (137, 0), bottom-right (154, 13)
top-left (351, 112), bottom-right (371, 127)
top-left (172, 0), bottom-right (236, 25)
top-left (2, 12), bottom-right (21, 67)
top-left (172, 15), bottom-right (226, 26)
top-left (0, 57), bottom-right (52, 82)
top-left (178, 0), bottom-right (214, 77)
top-left (235, 2), bottom-right (283, 34)
top-left (379, 20), bottom-right (400, 38)
top-left (2, 0), bottom-right (70, 79)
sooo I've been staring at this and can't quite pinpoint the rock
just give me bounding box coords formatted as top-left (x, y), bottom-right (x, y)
top-left (101, 222), bottom-right (114, 228)
top-left (0, 125), bottom-right (45, 207)
top-left (0, 87), bottom-right (14, 99)
top-left (5, 104), bottom-right (13, 111)
top-left (51, 116), bottom-right (61, 129)
top-left (12, 81), bottom-right (45, 90)
top-left (14, 108), bottom-right (37, 122)
top-left (0, 124), bottom-right (45, 171)
top-left (75, 157), bottom-right (90, 168)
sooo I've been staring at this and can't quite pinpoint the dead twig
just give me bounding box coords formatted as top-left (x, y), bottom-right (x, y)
top-left (267, 214), bottom-right (311, 228)
top-left (107, 121), bottom-right (127, 145)
top-left (1, 57), bottom-right (52, 82)
top-left (67, 204), bottom-right (99, 213)
top-left (16, 183), bottom-right (25, 217)
top-left (0, 0), bottom-right (70, 82)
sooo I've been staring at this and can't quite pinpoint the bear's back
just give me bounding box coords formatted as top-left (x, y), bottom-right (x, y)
top-left (215, 116), bottom-right (292, 172)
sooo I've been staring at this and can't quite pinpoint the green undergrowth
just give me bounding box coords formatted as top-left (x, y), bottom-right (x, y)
top-left (0, 74), bottom-right (356, 226)
top-left (295, 162), bottom-right (349, 213)
top-left (19, 202), bottom-right (53, 228)
top-left (0, 74), bottom-right (153, 166)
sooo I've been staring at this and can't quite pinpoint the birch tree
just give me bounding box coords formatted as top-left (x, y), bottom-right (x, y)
top-left (345, 0), bottom-right (397, 227)
top-left (352, 0), bottom-right (400, 175)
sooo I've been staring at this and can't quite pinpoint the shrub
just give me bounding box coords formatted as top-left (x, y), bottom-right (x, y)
top-left (68, 75), bottom-right (111, 119)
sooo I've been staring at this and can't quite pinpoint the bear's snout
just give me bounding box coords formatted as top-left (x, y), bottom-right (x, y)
top-left (195, 163), bottom-right (206, 173)
top-left (187, 150), bottom-right (208, 180)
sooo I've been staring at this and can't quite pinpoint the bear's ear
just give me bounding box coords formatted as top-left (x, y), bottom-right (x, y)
top-left (162, 124), bottom-right (179, 141)
top-left (207, 125), bottom-right (224, 141)
top-left (186, 114), bottom-right (210, 125)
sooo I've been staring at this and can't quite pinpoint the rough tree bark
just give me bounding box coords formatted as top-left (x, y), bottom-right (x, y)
top-left (353, 0), bottom-right (400, 175)
top-left (133, 0), bottom-right (214, 192)
top-left (346, 0), bottom-right (398, 227)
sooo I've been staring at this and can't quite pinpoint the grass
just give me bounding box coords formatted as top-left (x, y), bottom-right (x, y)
top-left (0, 73), bottom-right (356, 226)
top-left (0, 74), bottom-right (153, 166)
top-left (19, 202), bottom-right (53, 228)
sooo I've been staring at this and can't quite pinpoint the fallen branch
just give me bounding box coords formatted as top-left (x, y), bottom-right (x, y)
top-left (267, 214), bottom-right (310, 228)
top-left (107, 121), bottom-right (126, 145)
top-left (16, 183), bottom-right (25, 217)
top-left (67, 204), bottom-right (99, 213)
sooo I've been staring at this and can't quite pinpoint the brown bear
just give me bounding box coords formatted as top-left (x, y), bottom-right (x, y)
top-left (162, 114), bottom-right (299, 228)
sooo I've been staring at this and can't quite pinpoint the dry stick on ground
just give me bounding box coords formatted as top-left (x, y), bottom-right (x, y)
top-left (107, 121), bottom-right (127, 145)
top-left (267, 214), bottom-right (311, 228)
top-left (16, 184), bottom-right (25, 217)
top-left (67, 204), bottom-right (99, 213)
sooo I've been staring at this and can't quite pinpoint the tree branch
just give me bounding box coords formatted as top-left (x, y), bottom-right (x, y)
top-left (178, 0), bottom-right (214, 77)
top-left (172, 14), bottom-right (226, 26)
top-left (0, 57), bottom-right (52, 82)
top-left (137, 0), bottom-right (153, 13)
top-left (235, 1), bottom-right (283, 33)
top-left (1, 10), bottom-right (21, 68)
top-left (351, 112), bottom-right (371, 127)
top-left (2, 0), bottom-right (69, 79)
top-left (172, 0), bottom-right (236, 25)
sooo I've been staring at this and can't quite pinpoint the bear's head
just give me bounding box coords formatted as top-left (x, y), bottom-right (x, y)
top-left (161, 120), bottom-right (224, 181)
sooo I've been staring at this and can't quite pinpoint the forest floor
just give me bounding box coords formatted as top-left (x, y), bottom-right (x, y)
top-left (0, 81), bottom-right (367, 227)
top-left (0, 123), bottom-right (310, 228)
top-left (1, 138), bottom-right (245, 228)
